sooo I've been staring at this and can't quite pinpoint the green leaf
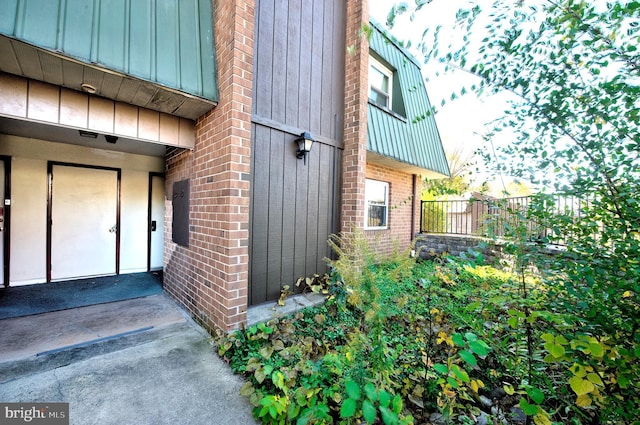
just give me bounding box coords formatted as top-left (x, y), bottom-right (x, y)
top-left (569, 376), bottom-right (595, 396)
top-left (287, 402), bottom-right (300, 420)
top-left (543, 342), bottom-right (565, 358)
top-left (272, 371), bottom-right (286, 392)
top-left (447, 376), bottom-right (459, 388)
top-left (379, 389), bottom-right (392, 408)
top-left (345, 380), bottom-right (361, 400)
top-left (380, 406), bottom-right (399, 425)
top-left (340, 398), bottom-right (357, 418)
top-left (540, 333), bottom-right (555, 343)
top-left (296, 407), bottom-right (313, 425)
top-left (259, 406), bottom-right (269, 418)
top-left (503, 384), bottom-right (515, 395)
top-left (259, 346), bottom-right (274, 360)
top-left (363, 399), bottom-right (377, 424)
top-left (451, 365), bottom-right (470, 383)
top-left (364, 383), bottom-right (378, 402)
top-left (464, 332), bottom-right (478, 342)
top-left (245, 357), bottom-right (261, 372)
top-left (618, 374), bottom-right (630, 389)
top-left (586, 373), bottom-right (603, 386)
top-left (239, 381), bottom-right (255, 397)
top-left (508, 316), bottom-right (519, 328)
top-left (526, 386), bottom-right (545, 404)
top-left (392, 394), bottom-right (403, 414)
top-left (459, 350), bottom-right (478, 366)
top-left (588, 342), bottom-right (604, 357)
top-left (433, 363), bottom-right (449, 374)
top-left (451, 333), bottom-right (465, 347)
top-left (519, 397), bottom-right (539, 416)
top-left (469, 340), bottom-right (489, 357)
top-left (255, 367), bottom-right (266, 384)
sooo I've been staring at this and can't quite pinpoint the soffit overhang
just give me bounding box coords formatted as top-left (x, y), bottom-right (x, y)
top-left (0, 35), bottom-right (216, 120)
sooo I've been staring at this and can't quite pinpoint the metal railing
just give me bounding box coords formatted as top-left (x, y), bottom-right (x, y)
top-left (420, 195), bottom-right (586, 245)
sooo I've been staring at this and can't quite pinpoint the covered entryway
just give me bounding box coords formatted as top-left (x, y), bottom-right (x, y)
top-left (0, 71), bottom-right (196, 287)
top-left (0, 133), bottom-right (168, 287)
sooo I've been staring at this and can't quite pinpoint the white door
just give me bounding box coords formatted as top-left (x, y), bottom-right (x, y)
top-left (51, 165), bottom-right (118, 280)
top-left (0, 160), bottom-right (4, 286)
top-left (149, 174), bottom-right (165, 270)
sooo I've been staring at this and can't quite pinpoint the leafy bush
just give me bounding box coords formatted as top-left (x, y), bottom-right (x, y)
top-left (217, 226), bottom-right (640, 423)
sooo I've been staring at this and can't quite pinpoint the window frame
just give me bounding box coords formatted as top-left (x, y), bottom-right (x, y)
top-left (368, 56), bottom-right (393, 110)
top-left (364, 179), bottom-right (389, 230)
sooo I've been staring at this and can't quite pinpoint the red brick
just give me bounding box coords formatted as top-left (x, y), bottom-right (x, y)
top-left (163, 0), bottom-right (254, 333)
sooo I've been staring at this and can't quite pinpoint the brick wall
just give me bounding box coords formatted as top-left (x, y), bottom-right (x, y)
top-left (340, 0), bottom-right (422, 259)
top-left (365, 163), bottom-right (420, 257)
top-left (163, 0), bottom-right (254, 333)
top-left (340, 0), bottom-right (369, 232)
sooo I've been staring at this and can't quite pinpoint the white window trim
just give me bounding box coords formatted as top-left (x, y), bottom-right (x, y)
top-left (364, 179), bottom-right (389, 230)
top-left (369, 56), bottom-right (393, 109)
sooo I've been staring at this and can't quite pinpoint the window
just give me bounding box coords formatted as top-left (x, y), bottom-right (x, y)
top-left (369, 57), bottom-right (393, 109)
top-left (365, 179), bottom-right (389, 229)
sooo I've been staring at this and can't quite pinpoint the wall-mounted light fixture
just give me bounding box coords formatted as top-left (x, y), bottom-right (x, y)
top-left (295, 132), bottom-right (315, 165)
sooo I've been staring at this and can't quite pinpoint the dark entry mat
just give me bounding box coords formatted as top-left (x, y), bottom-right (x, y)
top-left (0, 272), bottom-right (163, 320)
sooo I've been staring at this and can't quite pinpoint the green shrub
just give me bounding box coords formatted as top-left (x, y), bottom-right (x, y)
top-left (217, 227), bottom-right (640, 423)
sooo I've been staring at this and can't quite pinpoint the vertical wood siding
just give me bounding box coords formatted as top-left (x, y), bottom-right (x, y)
top-left (249, 0), bottom-right (345, 305)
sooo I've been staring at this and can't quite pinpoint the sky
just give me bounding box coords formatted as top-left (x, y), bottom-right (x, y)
top-left (368, 1), bottom-right (520, 194)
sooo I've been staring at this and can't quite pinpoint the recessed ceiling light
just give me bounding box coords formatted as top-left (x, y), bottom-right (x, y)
top-left (80, 83), bottom-right (97, 94)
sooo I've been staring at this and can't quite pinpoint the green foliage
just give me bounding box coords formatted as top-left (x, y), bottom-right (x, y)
top-left (422, 146), bottom-right (474, 198)
top-left (340, 380), bottom-right (411, 425)
top-left (387, 0), bottom-right (640, 421)
top-left (420, 198), bottom-right (448, 233)
top-left (218, 229), bottom-right (640, 423)
top-left (295, 273), bottom-right (333, 296)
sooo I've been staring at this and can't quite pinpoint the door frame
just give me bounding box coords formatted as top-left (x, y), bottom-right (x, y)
top-left (147, 172), bottom-right (164, 272)
top-left (46, 161), bottom-right (122, 283)
top-left (0, 155), bottom-right (11, 287)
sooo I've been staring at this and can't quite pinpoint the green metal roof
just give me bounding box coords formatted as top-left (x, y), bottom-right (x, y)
top-left (367, 20), bottom-right (449, 178)
top-left (0, 0), bottom-right (217, 105)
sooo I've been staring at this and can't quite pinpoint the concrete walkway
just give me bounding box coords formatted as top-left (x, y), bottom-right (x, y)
top-left (0, 294), bottom-right (257, 425)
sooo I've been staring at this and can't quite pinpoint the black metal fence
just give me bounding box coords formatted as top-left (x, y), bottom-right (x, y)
top-left (420, 195), bottom-right (585, 245)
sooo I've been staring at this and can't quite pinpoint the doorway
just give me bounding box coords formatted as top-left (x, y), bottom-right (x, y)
top-left (48, 162), bottom-right (121, 282)
top-left (148, 173), bottom-right (165, 271)
top-left (0, 156), bottom-right (10, 287)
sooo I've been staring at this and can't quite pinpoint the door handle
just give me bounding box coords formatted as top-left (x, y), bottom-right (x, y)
top-left (108, 225), bottom-right (117, 233)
